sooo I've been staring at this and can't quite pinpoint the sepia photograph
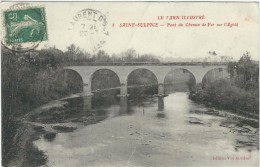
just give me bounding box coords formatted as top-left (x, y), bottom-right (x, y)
top-left (1, 1), bottom-right (259, 167)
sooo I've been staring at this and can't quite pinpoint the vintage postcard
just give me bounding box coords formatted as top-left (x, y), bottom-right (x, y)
top-left (1, 1), bottom-right (259, 167)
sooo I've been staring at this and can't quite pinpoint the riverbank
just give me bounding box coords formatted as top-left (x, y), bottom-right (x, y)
top-left (189, 107), bottom-right (259, 151)
top-left (189, 106), bottom-right (259, 128)
top-left (7, 97), bottom-right (106, 167)
top-left (4, 122), bottom-right (47, 167)
top-left (189, 80), bottom-right (259, 121)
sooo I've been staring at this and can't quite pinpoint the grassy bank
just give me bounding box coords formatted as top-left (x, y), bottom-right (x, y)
top-left (189, 80), bottom-right (259, 120)
top-left (1, 46), bottom-right (75, 166)
top-left (3, 121), bottom-right (47, 167)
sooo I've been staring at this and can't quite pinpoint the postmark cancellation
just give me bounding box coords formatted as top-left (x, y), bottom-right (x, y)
top-left (68, 9), bottom-right (109, 53)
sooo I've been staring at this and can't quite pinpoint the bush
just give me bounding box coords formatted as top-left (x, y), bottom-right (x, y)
top-left (190, 80), bottom-right (259, 115)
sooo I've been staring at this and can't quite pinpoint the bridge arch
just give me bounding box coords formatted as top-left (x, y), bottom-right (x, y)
top-left (202, 67), bottom-right (229, 87)
top-left (127, 68), bottom-right (159, 95)
top-left (90, 68), bottom-right (121, 92)
top-left (90, 68), bottom-right (121, 107)
top-left (56, 69), bottom-right (84, 94)
top-left (164, 68), bottom-right (196, 94)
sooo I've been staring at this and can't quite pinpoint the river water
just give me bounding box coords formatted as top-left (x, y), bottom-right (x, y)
top-left (34, 92), bottom-right (259, 167)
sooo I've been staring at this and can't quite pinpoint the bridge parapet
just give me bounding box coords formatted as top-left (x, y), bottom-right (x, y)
top-left (62, 62), bottom-right (229, 66)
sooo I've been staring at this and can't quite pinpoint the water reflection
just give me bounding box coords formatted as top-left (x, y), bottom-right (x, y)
top-left (83, 96), bottom-right (92, 110)
top-left (158, 96), bottom-right (164, 111)
top-left (91, 90), bottom-right (120, 108)
top-left (119, 96), bottom-right (129, 114)
top-left (86, 89), bottom-right (162, 116)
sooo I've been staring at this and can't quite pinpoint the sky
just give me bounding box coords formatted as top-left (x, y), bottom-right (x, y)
top-left (1, 2), bottom-right (259, 60)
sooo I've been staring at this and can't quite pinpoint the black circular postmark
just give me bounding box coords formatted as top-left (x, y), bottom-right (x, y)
top-left (1, 2), bottom-right (48, 53)
top-left (68, 9), bottom-right (109, 53)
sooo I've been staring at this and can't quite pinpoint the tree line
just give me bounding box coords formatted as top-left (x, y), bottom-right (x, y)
top-left (37, 44), bottom-right (160, 67)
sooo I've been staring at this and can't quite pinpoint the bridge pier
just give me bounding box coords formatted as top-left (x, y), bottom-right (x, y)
top-left (119, 83), bottom-right (128, 96)
top-left (82, 83), bottom-right (93, 111)
top-left (158, 83), bottom-right (164, 96)
top-left (83, 83), bottom-right (92, 96)
top-left (157, 83), bottom-right (165, 111)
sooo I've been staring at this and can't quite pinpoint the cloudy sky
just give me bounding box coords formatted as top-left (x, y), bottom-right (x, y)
top-left (1, 2), bottom-right (259, 60)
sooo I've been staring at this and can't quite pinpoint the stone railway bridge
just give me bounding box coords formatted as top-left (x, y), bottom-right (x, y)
top-left (63, 64), bottom-right (229, 97)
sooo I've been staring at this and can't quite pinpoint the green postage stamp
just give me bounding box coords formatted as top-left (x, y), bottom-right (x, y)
top-left (3, 7), bottom-right (48, 45)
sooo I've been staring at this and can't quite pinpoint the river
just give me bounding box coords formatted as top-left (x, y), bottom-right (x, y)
top-left (34, 92), bottom-right (259, 167)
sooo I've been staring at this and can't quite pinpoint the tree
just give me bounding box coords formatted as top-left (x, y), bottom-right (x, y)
top-left (95, 50), bottom-right (110, 62)
top-left (39, 47), bottom-right (64, 68)
top-left (65, 44), bottom-right (80, 61)
top-left (236, 52), bottom-right (258, 89)
top-left (227, 52), bottom-right (258, 90)
top-left (227, 62), bottom-right (237, 78)
top-left (120, 48), bottom-right (138, 62)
